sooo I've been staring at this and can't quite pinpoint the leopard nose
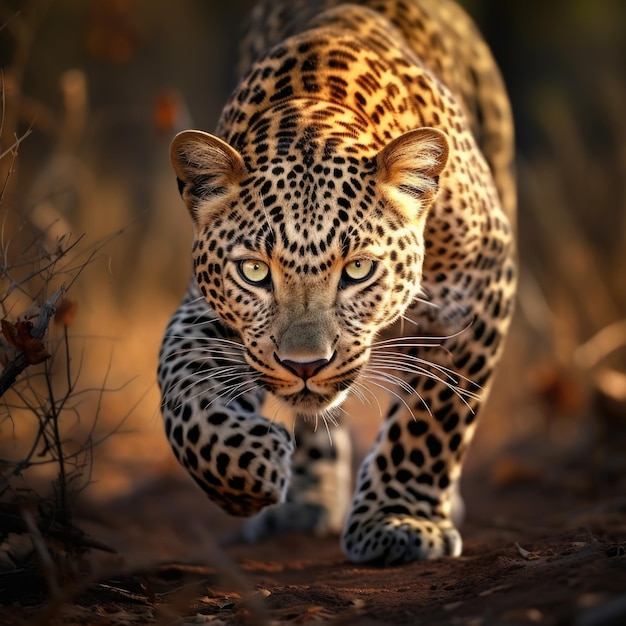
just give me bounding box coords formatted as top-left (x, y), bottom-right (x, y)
top-left (275, 355), bottom-right (332, 380)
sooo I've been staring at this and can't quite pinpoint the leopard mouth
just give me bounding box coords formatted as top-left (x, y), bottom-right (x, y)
top-left (280, 387), bottom-right (351, 416)
top-left (258, 380), bottom-right (337, 409)
top-left (263, 369), bottom-right (360, 414)
top-left (253, 349), bottom-right (367, 414)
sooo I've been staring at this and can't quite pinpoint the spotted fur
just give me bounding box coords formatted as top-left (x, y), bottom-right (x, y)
top-left (158, 0), bottom-right (516, 565)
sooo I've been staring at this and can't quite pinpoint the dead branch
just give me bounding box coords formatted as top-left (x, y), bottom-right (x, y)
top-left (0, 287), bottom-right (62, 397)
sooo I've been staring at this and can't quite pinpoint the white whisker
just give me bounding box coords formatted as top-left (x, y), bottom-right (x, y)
top-left (366, 367), bottom-right (415, 396)
top-left (224, 381), bottom-right (264, 407)
top-left (165, 335), bottom-right (245, 349)
top-left (367, 356), bottom-right (480, 416)
top-left (346, 381), bottom-right (370, 406)
top-left (365, 368), bottom-right (434, 418)
top-left (360, 375), bottom-right (416, 419)
top-left (409, 295), bottom-right (439, 310)
top-left (184, 294), bottom-right (207, 306)
top-left (372, 349), bottom-right (472, 383)
top-left (322, 414), bottom-right (334, 445)
top-left (371, 320), bottom-right (473, 347)
top-left (170, 313), bottom-right (222, 327)
top-left (351, 380), bottom-right (384, 419)
top-left (172, 370), bottom-right (262, 409)
top-left (165, 351), bottom-right (246, 364)
top-left (172, 364), bottom-right (252, 390)
top-left (369, 354), bottom-right (459, 390)
top-left (205, 378), bottom-right (261, 407)
top-left (368, 354), bottom-right (481, 404)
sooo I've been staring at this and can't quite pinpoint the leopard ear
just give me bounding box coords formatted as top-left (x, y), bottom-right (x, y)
top-left (170, 130), bottom-right (246, 215)
top-left (377, 127), bottom-right (449, 218)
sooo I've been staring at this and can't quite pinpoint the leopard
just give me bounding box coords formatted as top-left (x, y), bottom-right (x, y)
top-left (157, 0), bottom-right (516, 566)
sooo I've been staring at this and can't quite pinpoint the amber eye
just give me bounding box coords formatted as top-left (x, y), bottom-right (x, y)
top-left (238, 259), bottom-right (270, 286)
top-left (342, 258), bottom-right (376, 283)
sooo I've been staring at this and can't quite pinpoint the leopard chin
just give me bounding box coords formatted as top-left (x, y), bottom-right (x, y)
top-left (276, 386), bottom-right (351, 417)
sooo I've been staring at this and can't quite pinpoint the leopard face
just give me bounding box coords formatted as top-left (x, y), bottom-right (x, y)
top-left (172, 112), bottom-right (449, 415)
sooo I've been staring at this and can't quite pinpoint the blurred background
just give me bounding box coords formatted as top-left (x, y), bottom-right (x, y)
top-left (0, 0), bottom-right (624, 565)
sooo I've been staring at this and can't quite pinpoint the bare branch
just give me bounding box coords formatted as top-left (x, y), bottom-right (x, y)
top-left (0, 287), bottom-right (62, 397)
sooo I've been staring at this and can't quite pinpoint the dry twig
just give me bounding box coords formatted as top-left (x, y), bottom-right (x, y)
top-left (0, 287), bottom-right (62, 397)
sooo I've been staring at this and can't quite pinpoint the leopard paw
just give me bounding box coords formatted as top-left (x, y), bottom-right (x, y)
top-left (341, 514), bottom-right (462, 565)
top-left (232, 501), bottom-right (332, 544)
top-left (177, 417), bottom-right (295, 517)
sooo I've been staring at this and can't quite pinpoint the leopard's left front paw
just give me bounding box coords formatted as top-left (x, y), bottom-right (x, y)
top-left (341, 513), bottom-right (462, 566)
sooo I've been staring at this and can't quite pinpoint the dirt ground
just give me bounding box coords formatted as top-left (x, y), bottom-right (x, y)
top-left (2, 391), bottom-right (625, 626)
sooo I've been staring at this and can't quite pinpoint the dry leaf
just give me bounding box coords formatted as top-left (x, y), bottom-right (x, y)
top-left (154, 89), bottom-right (184, 134)
top-left (54, 298), bottom-right (78, 326)
top-left (1, 319), bottom-right (50, 365)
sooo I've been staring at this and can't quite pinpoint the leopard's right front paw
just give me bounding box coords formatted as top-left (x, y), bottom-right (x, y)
top-left (173, 416), bottom-right (295, 517)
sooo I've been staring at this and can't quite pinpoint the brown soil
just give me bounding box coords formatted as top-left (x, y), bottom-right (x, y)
top-left (2, 413), bottom-right (625, 626)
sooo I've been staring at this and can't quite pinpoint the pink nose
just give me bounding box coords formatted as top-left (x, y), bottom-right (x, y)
top-left (276, 356), bottom-right (331, 381)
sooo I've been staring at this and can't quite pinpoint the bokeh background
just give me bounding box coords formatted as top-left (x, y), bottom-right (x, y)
top-left (1, 0), bottom-right (624, 569)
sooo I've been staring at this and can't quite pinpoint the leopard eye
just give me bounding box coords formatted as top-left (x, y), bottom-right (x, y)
top-left (238, 259), bottom-right (270, 286)
top-left (342, 258), bottom-right (376, 284)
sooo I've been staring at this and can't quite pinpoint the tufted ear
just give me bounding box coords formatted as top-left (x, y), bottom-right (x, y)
top-left (170, 130), bottom-right (246, 218)
top-left (377, 127), bottom-right (449, 218)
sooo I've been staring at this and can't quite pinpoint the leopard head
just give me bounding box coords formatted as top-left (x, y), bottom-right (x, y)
top-left (170, 123), bottom-right (448, 414)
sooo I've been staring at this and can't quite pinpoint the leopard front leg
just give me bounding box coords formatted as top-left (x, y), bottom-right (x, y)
top-left (158, 284), bottom-right (294, 516)
top-left (342, 311), bottom-right (509, 565)
top-left (341, 394), bottom-right (468, 565)
top-left (240, 417), bottom-right (352, 541)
